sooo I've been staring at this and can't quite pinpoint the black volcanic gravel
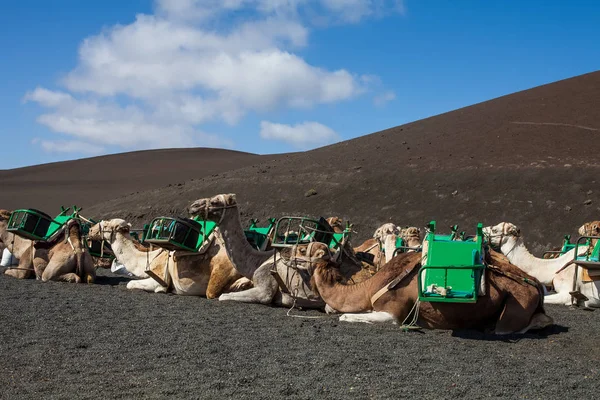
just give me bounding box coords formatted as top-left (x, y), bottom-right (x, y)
top-left (1, 269), bottom-right (599, 399)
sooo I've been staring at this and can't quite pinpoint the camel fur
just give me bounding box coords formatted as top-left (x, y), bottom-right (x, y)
top-left (0, 209), bottom-right (36, 279)
top-left (188, 194), bottom-right (374, 309)
top-left (483, 222), bottom-right (600, 308)
top-left (307, 250), bottom-right (553, 334)
top-left (87, 219), bottom-right (251, 297)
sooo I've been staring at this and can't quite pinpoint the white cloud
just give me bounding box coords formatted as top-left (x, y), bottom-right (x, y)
top-left (26, 0), bottom-right (399, 154)
top-left (260, 120), bottom-right (340, 148)
top-left (374, 90), bottom-right (396, 106)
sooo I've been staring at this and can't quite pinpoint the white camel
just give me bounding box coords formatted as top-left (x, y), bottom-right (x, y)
top-left (483, 222), bottom-right (599, 308)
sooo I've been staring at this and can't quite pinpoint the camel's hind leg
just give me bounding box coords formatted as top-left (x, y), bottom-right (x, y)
top-left (218, 267), bottom-right (278, 304)
top-left (4, 248), bottom-right (35, 279)
top-left (339, 311), bottom-right (397, 324)
top-left (494, 295), bottom-right (538, 335)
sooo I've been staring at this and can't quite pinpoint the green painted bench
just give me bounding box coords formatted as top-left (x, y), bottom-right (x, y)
top-left (418, 221), bottom-right (485, 303)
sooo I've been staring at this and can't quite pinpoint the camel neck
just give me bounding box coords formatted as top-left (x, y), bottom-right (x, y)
top-left (384, 235), bottom-right (397, 264)
top-left (501, 236), bottom-right (576, 285)
top-left (217, 207), bottom-right (274, 279)
top-left (313, 268), bottom-right (374, 312)
top-left (110, 232), bottom-right (161, 277)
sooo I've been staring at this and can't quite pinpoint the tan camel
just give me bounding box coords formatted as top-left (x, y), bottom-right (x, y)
top-left (0, 209), bottom-right (36, 279)
top-left (542, 221), bottom-right (600, 259)
top-left (187, 194), bottom-right (374, 309)
top-left (306, 249), bottom-right (552, 334)
top-left (353, 224), bottom-right (422, 271)
top-left (34, 219), bottom-right (96, 283)
top-left (325, 217), bottom-right (345, 233)
top-left (88, 219), bottom-right (251, 297)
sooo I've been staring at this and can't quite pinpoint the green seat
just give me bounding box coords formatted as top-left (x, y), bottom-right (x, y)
top-left (244, 218), bottom-right (276, 250)
top-left (8, 206), bottom-right (80, 242)
top-left (418, 221), bottom-right (485, 303)
top-left (271, 216), bottom-right (337, 249)
top-left (573, 235), bottom-right (600, 269)
top-left (144, 216), bottom-right (216, 252)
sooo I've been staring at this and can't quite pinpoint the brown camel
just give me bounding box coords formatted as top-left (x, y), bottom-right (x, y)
top-left (307, 249), bottom-right (553, 334)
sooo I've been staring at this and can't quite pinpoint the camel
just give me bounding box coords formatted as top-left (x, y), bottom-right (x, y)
top-left (0, 209), bottom-right (36, 279)
top-left (87, 219), bottom-right (251, 297)
top-left (325, 217), bottom-right (345, 233)
top-left (483, 222), bottom-right (600, 308)
top-left (34, 219), bottom-right (96, 283)
top-left (542, 221), bottom-right (600, 259)
top-left (306, 249), bottom-right (553, 334)
top-left (188, 194), bottom-right (375, 309)
top-left (354, 224), bottom-right (422, 270)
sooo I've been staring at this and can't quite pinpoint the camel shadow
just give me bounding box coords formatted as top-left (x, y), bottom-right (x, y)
top-left (93, 274), bottom-right (133, 286)
top-left (450, 324), bottom-right (569, 342)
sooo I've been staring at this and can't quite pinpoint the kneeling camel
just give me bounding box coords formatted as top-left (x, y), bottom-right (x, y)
top-left (307, 250), bottom-right (552, 334)
top-left (88, 219), bottom-right (251, 297)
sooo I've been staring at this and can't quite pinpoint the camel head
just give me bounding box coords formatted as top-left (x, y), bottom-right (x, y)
top-left (482, 222), bottom-right (521, 249)
top-left (373, 223), bottom-right (401, 243)
top-left (188, 194), bottom-right (237, 222)
top-left (579, 221), bottom-right (600, 237)
top-left (292, 242), bottom-right (333, 273)
top-left (0, 209), bottom-right (11, 222)
top-left (326, 217), bottom-right (344, 233)
top-left (401, 226), bottom-right (422, 248)
top-left (87, 219), bottom-right (131, 242)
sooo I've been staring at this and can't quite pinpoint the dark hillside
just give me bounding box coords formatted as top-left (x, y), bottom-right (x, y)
top-left (86, 71), bottom-right (600, 254)
top-left (0, 148), bottom-right (269, 211)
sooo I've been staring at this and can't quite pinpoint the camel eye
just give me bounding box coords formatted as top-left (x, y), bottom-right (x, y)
top-left (492, 228), bottom-right (498, 233)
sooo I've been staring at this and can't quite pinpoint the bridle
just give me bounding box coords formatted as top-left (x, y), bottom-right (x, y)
top-left (195, 195), bottom-right (239, 225)
top-left (484, 222), bottom-right (520, 257)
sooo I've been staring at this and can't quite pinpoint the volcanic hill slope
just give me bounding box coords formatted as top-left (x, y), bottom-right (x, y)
top-left (81, 71), bottom-right (600, 254)
top-left (0, 148), bottom-right (268, 212)
top-left (1, 71), bottom-right (599, 252)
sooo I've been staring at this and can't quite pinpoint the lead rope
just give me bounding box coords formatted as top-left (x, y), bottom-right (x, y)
top-left (399, 299), bottom-right (421, 332)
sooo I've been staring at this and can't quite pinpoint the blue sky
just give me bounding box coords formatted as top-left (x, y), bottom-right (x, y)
top-left (1, 0), bottom-right (598, 169)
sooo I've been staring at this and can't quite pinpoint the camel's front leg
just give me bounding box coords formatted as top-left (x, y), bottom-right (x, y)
top-left (42, 254), bottom-right (81, 283)
top-left (339, 311), bottom-right (397, 324)
top-left (126, 277), bottom-right (163, 293)
top-left (218, 266), bottom-right (278, 304)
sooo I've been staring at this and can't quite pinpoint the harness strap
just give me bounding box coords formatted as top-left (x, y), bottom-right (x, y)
top-left (370, 262), bottom-right (420, 306)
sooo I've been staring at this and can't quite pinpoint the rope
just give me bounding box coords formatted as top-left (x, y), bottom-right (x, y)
top-left (399, 299), bottom-right (421, 332)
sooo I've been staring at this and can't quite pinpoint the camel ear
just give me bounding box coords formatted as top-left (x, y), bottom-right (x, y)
top-left (508, 226), bottom-right (520, 236)
top-left (116, 221), bottom-right (130, 233)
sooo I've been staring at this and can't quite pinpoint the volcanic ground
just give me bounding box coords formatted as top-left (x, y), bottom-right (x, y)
top-left (1, 71), bottom-right (600, 398)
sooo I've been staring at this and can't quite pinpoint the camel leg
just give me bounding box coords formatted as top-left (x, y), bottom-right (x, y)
top-left (206, 263), bottom-right (241, 299)
top-left (82, 253), bottom-right (96, 284)
top-left (4, 248), bottom-right (35, 279)
top-left (218, 267), bottom-right (278, 304)
top-left (41, 253), bottom-right (81, 283)
top-left (126, 278), bottom-right (162, 292)
top-left (543, 291), bottom-right (572, 306)
top-left (339, 311), bottom-right (397, 324)
top-left (4, 268), bottom-right (32, 279)
top-left (227, 277), bottom-right (252, 292)
top-left (518, 313), bottom-right (554, 334)
top-left (494, 295), bottom-right (536, 335)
